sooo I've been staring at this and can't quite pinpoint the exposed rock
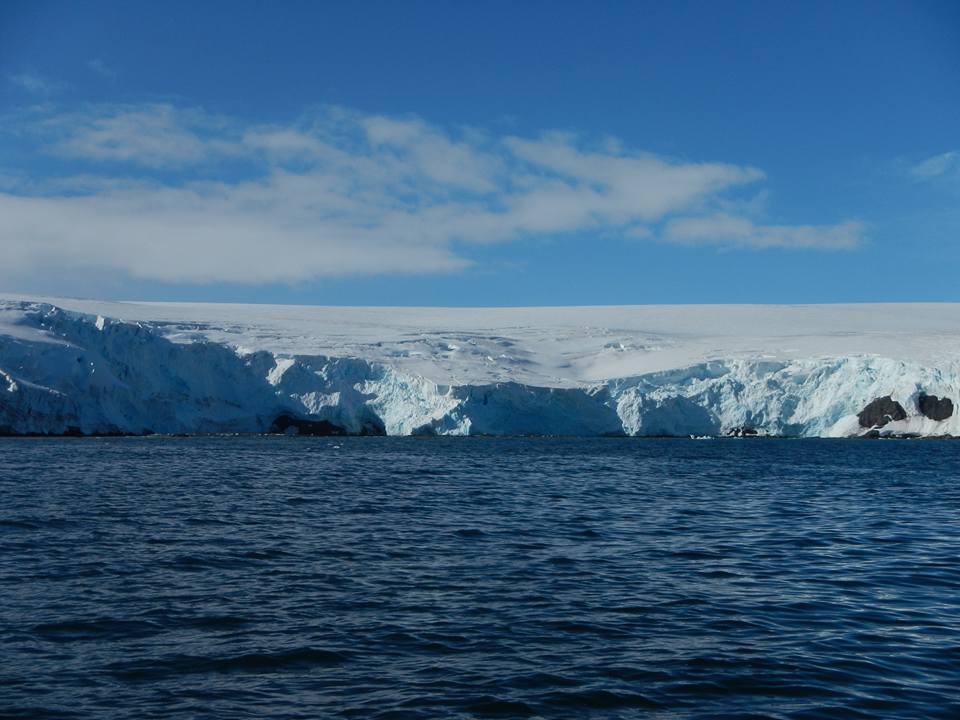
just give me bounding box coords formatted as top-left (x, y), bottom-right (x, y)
top-left (918, 394), bottom-right (954, 421)
top-left (357, 418), bottom-right (387, 436)
top-left (857, 396), bottom-right (907, 428)
top-left (269, 414), bottom-right (348, 436)
top-left (410, 423), bottom-right (438, 436)
top-left (727, 426), bottom-right (759, 437)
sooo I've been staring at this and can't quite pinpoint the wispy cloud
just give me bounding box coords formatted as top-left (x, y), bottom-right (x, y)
top-left (664, 213), bottom-right (863, 249)
top-left (0, 102), bottom-right (862, 285)
top-left (43, 104), bottom-right (232, 167)
top-left (86, 58), bottom-right (117, 80)
top-left (910, 151), bottom-right (959, 180)
top-left (7, 72), bottom-right (59, 95)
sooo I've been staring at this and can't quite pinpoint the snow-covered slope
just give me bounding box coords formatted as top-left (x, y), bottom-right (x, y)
top-left (1, 296), bottom-right (958, 437)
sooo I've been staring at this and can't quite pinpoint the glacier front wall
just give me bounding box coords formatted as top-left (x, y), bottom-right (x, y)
top-left (1, 303), bottom-right (957, 437)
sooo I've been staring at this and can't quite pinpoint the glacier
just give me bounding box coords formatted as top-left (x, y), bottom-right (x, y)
top-left (1, 297), bottom-right (958, 438)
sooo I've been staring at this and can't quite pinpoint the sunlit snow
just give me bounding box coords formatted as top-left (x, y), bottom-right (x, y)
top-left (1, 296), bottom-right (957, 437)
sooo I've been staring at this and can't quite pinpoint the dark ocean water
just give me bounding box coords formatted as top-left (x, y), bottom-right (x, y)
top-left (2, 437), bottom-right (960, 719)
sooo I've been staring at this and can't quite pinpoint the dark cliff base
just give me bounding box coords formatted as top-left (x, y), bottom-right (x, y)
top-left (268, 414), bottom-right (350, 436)
top-left (1, 403), bottom-right (956, 440)
top-left (0, 429), bottom-right (955, 439)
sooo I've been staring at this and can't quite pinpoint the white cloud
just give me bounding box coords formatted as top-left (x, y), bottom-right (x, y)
top-left (87, 59), bottom-right (117, 80)
top-left (505, 135), bottom-right (764, 221)
top-left (0, 192), bottom-right (468, 282)
top-left (0, 102), bottom-right (861, 286)
top-left (361, 115), bottom-right (502, 193)
top-left (7, 72), bottom-right (58, 95)
top-left (664, 213), bottom-right (863, 249)
top-left (42, 104), bottom-right (234, 167)
top-left (910, 151), bottom-right (959, 180)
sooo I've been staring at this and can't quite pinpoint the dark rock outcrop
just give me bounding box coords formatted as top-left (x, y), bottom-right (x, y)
top-left (358, 418), bottom-right (387, 436)
top-left (727, 426), bottom-right (759, 437)
top-left (857, 396), bottom-right (907, 428)
top-left (269, 414), bottom-right (348, 436)
top-left (268, 413), bottom-right (386, 436)
top-left (918, 394), bottom-right (954, 421)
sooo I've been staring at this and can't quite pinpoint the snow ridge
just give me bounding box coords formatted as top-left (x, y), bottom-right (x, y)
top-left (0, 300), bottom-right (957, 437)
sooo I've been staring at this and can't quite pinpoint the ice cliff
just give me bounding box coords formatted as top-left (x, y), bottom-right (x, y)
top-left (1, 299), bottom-right (957, 437)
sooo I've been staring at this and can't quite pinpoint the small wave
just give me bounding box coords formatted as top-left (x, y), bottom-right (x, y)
top-left (0, 706), bottom-right (85, 719)
top-left (0, 519), bottom-right (42, 531)
top-left (238, 548), bottom-right (290, 560)
top-left (378, 631), bottom-right (465, 654)
top-left (0, 517), bottom-right (76, 532)
top-left (108, 647), bottom-right (349, 681)
top-left (669, 549), bottom-right (724, 560)
top-left (161, 554), bottom-right (259, 572)
top-left (180, 614), bottom-right (252, 630)
top-left (500, 672), bottom-right (580, 690)
top-left (544, 619), bottom-right (631, 638)
top-left (606, 604), bottom-right (656, 615)
top-left (32, 618), bottom-right (163, 642)
top-left (454, 528), bottom-right (485, 538)
top-left (544, 688), bottom-right (662, 710)
top-left (462, 696), bottom-right (535, 717)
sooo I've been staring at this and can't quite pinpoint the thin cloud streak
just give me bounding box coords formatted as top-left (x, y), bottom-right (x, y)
top-left (664, 214), bottom-right (863, 250)
top-left (7, 72), bottom-right (59, 95)
top-left (86, 58), bottom-right (118, 80)
top-left (910, 151), bottom-right (959, 180)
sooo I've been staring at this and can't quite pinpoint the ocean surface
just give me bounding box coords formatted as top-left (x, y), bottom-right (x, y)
top-left (2, 438), bottom-right (960, 719)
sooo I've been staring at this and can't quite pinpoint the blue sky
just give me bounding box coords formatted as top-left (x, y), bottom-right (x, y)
top-left (1, 0), bottom-right (958, 305)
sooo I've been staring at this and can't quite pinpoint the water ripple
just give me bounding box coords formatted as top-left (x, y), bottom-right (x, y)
top-left (2, 437), bottom-right (960, 719)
